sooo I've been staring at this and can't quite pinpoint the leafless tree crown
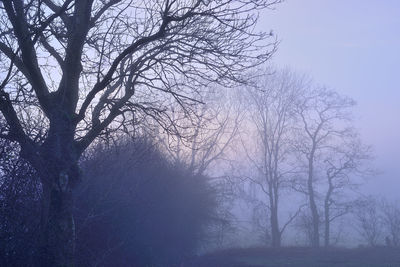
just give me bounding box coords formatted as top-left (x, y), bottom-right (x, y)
top-left (0, 0), bottom-right (278, 155)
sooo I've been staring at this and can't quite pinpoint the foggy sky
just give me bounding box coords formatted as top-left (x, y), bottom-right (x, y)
top-left (260, 0), bottom-right (400, 199)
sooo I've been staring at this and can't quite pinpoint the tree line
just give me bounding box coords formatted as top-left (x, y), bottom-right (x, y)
top-left (234, 68), bottom-right (376, 248)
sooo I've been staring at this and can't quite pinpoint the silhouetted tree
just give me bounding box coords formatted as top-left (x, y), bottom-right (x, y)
top-left (380, 199), bottom-right (400, 247)
top-left (242, 69), bottom-right (305, 247)
top-left (0, 0), bottom-right (278, 264)
top-left (160, 86), bottom-right (241, 177)
top-left (293, 87), bottom-right (356, 247)
top-left (354, 197), bottom-right (382, 246)
top-left (321, 136), bottom-right (372, 247)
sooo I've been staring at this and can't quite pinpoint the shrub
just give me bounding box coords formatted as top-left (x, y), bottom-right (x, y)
top-left (74, 138), bottom-right (218, 266)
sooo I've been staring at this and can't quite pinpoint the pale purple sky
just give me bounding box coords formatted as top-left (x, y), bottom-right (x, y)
top-left (261, 0), bottom-right (400, 198)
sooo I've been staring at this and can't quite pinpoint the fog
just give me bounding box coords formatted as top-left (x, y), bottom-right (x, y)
top-left (1, 1), bottom-right (399, 266)
top-left (262, 0), bottom-right (400, 200)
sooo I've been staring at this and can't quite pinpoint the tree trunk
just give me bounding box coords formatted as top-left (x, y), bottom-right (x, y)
top-left (270, 205), bottom-right (281, 247)
top-left (324, 184), bottom-right (333, 248)
top-left (324, 201), bottom-right (330, 247)
top-left (31, 116), bottom-right (81, 266)
top-left (39, 177), bottom-right (76, 266)
top-left (308, 156), bottom-right (320, 248)
top-left (308, 188), bottom-right (319, 247)
top-left (270, 182), bottom-right (281, 248)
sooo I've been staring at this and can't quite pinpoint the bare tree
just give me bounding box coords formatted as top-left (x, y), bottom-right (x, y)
top-left (160, 87), bottom-right (241, 176)
top-left (293, 87), bottom-right (356, 247)
top-left (321, 135), bottom-right (372, 247)
top-left (354, 197), bottom-right (382, 246)
top-left (155, 87), bottom-right (242, 250)
top-left (242, 69), bottom-right (305, 247)
top-left (294, 209), bottom-right (315, 246)
top-left (380, 199), bottom-right (400, 247)
top-left (354, 197), bottom-right (400, 247)
top-left (0, 1), bottom-right (278, 264)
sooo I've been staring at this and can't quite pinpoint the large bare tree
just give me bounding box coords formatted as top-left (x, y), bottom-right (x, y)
top-left (0, 0), bottom-right (278, 265)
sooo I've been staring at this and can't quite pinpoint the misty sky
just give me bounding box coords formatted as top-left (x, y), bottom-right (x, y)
top-left (261, 0), bottom-right (400, 198)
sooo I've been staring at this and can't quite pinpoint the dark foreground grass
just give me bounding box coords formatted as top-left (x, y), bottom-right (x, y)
top-left (185, 247), bottom-right (400, 267)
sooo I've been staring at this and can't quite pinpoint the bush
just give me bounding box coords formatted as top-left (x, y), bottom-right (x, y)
top-left (74, 138), bottom-right (218, 266)
top-left (0, 137), bottom-right (218, 266)
top-left (0, 139), bottom-right (41, 266)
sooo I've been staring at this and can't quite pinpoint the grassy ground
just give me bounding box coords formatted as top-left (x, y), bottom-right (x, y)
top-left (185, 247), bottom-right (400, 267)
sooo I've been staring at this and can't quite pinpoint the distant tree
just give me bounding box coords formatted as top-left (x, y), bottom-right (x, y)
top-left (321, 135), bottom-right (372, 247)
top-left (160, 87), bottom-right (241, 177)
top-left (0, 0), bottom-right (278, 264)
top-left (242, 69), bottom-right (305, 247)
top-left (354, 197), bottom-right (382, 247)
top-left (380, 199), bottom-right (400, 247)
top-left (155, 86), bottom-right (241, 250)
top-left (294, 209), bottom-right (315, 246)
top-left (293, 87), bottom-right (357, 247)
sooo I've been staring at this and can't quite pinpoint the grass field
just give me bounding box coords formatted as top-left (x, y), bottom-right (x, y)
top-left (186, 247), bottom-right (400, 267)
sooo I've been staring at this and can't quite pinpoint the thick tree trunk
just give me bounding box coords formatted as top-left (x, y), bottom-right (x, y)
top-left (32, 115), bottom-right (81, 266)
top-left (39, 176), bottom-right (76, 266)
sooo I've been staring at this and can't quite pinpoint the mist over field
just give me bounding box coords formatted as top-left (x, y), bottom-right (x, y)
top-left (0, 1), bottom-right (399, 266)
